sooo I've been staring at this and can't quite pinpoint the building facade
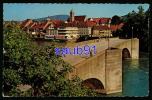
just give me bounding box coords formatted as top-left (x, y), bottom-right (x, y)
top-left (77, 21), bottom-right (96, 36)
top-left (92, 26), bottom-right (112, 37)
top-left (68, 9), bottom-right (87, 22)
top-left (19, 10), bottom-right (124, 40)
top-left (78, 27), bottom-right (92, 36)
top-left (57, 26), bottom-right (79, 39)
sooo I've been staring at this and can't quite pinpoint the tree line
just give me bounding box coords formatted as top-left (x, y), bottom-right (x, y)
top-left (111, 6), bottom-right (150, 52)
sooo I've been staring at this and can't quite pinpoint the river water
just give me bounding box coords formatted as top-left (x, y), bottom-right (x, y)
top-left (98, 53), bottom-right (149, 97)
top-left (121, 53), bottom-right (149, 97)
top-left (35, 41), bottom-right (149, 97)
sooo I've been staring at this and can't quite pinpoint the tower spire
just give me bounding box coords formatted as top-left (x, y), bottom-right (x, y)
top-left (70, 9), bottom-right (74, 22)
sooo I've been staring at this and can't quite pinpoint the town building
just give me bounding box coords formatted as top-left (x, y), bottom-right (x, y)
top-left (29, 20), bottom-right (51, 37)
top-left (19, 9), bottom-right (124, 40)
top-left (77, 21), bottom-right (96, 37)
top-left (110, 23), bottom-right (124, 32)
top-left (20, 18), bottom-right (64, 36)
top-left (57, 22), bottom-right (79, 40)
top-left (88, 18), bottom-right (111, 26)
top-left (21, 19), bottom-right (33, 28)
top-left (68, 9), bottom-right (88, 22)
top-left (92, 26), bottom-right (112, 37)
top-left (45, 24), bottom-right (57, 36)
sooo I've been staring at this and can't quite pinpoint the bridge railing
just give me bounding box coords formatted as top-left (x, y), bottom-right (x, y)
top-left (66, 37), bottom-right (120, 48)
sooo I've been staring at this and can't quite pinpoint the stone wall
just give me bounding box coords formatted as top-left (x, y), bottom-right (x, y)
top-left (66, 50), bottom-right (106, 88)
top-left (131, 39), bottom-right (139, 59)
top-left (66, 38), bottom-right (139, 94)
top-left (105, 49), bottom-right (122, 94)
top-left (113, 38), bottom-right (139, 59)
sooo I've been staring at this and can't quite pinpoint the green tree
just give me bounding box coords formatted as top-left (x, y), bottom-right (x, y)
top-left (120, 6), bottom-right (149, 52)
top-left (3, 23), bottom-right (96, 97)
top-left (112, 29), bottom-right (122, 37)
top-left (111, 15), bottom-right (124, 37)
top-left (111, 15), bottom-right (124, 26)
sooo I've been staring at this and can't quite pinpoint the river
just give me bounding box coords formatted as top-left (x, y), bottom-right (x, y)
top-left (98, 53), bottom-right (149, 97)
top-left (35, 41), bottom-right (149, 97)
top-left (121, 53), bottom-right (149, 97)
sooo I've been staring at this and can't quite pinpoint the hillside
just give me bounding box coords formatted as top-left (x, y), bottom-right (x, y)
top-left (33, 15), bottom-right (70, 21)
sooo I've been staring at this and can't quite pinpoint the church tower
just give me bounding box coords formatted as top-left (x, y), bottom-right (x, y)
top-left (70, 9), bottom-right (74, 22)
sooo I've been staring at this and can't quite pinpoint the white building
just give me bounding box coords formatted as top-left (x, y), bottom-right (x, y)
top-left (77, 21), bottom-right (96, 36)
top-left (57, 26), bottom-right (79, 40)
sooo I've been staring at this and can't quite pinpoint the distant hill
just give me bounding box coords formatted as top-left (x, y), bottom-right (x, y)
top-left (33, 15), bottom-right (70, 21)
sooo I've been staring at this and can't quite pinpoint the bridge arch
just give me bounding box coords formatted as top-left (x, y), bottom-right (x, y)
top-left (122, 48), bottom-right (131, 59)
top-left (81, 78), bottom-right (104, 89)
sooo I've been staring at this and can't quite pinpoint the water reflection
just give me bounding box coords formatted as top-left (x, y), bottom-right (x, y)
top-left (123, 59), bottom-right (139, 68)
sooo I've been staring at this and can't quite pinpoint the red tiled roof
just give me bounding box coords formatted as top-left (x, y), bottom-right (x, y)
top-left (110, 25), bottom-right (118, 31)
top-left (28, 23), bottom-right (35, 27)
top-left (117, 23), bottom-right (124, 28)
top-left (51, 19), bottom-right (64, 25)
top-left (91, 18), bottom-right (101, 23)
top-left (30, 21), bottom-right (50, 30)
top-left (77, 22), bottom-right (85, 27)
top-left (44, 24), bottom-right (51, 30)
top-left (88, 18), bottom-right (111, 24)
top-left (68, 16), bottom-right (87, 22)
top-left (21, 19), bottom-right (31, 27)
top-left (110, 23), bottom-right (124, 31)
top-left (86, 21), bottom-right (97, 27)
top-left (51, 19), bottom-right (59, 24)
top-left (57, 22), bottom-right (77, 27)
top-left (77, 21), bottom-right (96, 27)
top-left (100, 18), bottom-right (111, 24)
top-left (93, 26), bottom-right (109, 30)
top-left (31, 24), bottom-right (42, 29)
top-left (75, 16), bottom-right (86, 22)
top-left (42, 21), bottom-right (49, 26)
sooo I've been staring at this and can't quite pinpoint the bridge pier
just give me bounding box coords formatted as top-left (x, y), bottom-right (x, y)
top-left (105, 48), bottom-right (122, 94)
top-left (131, 38), bottom-right (139, 59)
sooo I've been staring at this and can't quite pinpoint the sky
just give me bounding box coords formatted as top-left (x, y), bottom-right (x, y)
top-left (3, 3), bottom-right (149, 21)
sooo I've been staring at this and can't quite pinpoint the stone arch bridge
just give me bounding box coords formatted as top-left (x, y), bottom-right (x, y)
top-left (65, 38), bottom-right (139, 94)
